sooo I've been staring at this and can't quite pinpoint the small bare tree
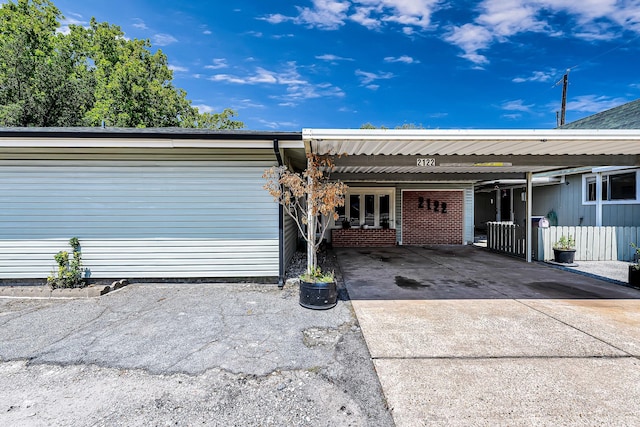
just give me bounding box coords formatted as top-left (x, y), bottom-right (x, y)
top-left (263, 153), bottom-right (347, 279)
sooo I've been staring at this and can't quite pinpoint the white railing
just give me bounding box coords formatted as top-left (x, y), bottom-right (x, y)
top-left (537, 226), bottom-right (640, 261)
top-left (487, 222), bottom-right (526, 258)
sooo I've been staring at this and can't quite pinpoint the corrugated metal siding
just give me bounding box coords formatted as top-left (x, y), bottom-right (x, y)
top-left (464, 187), bottom-right (474, 244)
top-left (284, 213), bottom-right (299, 267)
top-left (0, 160), bottom-right (279, 279)
top-left (395, 183), bottom-right (474, 245)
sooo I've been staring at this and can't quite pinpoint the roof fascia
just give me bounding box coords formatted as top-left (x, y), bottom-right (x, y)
top-left (303, 128), bottom-right (640, 142)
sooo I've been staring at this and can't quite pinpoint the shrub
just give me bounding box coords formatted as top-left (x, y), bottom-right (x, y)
top-left (47, 237), bottom-right (86, 289)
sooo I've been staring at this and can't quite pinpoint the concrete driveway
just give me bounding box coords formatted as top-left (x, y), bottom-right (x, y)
top-left (336, 245), bottom-right (640, 426)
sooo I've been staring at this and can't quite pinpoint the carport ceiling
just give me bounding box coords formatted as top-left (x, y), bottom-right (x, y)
top-left (303, 128), bottom-right (640, 181)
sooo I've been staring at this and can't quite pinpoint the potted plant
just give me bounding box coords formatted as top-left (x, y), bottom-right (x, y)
top-left (553, 234), bottom-right (576, 264)
top-left (629, 243), bottom-right (640, 287)
top-left (263, 153), bottom-right (348, 309)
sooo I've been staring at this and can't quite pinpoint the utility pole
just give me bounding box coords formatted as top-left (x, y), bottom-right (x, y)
top-left (559, 70), bottom-right (569, 126)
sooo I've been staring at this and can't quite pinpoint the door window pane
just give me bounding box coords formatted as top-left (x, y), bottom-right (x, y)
top-left (349, 195), bottom-right (360, 226)
top-left (364, 195), bottom-right (375, 226)
top-left (380, 194), bottom-right (390, 226)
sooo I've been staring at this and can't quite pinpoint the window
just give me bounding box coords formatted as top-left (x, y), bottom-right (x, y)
top-left (349, 195), bottom-right (360, 227)
top-left (336, 189), bottom-right (395, 228)
top-left (610, 172), bottom-right (635, 200)
top-left (583, 170), bottom-right (639, 204)
top-left (364, 195), bottom-right (375, 226)
top-left (585, 176), bottom-right (607, 202)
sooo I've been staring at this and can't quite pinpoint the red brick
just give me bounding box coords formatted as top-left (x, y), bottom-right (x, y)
top-left (331, 229), bottom-right (397, 247)
top-left (402, 191), bottom-right (463, 245)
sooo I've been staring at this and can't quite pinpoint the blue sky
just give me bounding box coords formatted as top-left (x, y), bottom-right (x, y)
top-left (51, 0), bottom-right (640, 130)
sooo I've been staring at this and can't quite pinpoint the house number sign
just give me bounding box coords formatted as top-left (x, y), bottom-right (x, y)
top-left (417, 158), bottom-right (436, 167)
top-left (418, 197), bottom-right (447, 214)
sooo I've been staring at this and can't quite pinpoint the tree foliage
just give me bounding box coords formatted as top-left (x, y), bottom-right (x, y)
top-left (0, 0), bottom-right (242, 129)
top-left (360, 122), bottom-right (426, 129)
top-left (263, 154), bottom-right (347, 276)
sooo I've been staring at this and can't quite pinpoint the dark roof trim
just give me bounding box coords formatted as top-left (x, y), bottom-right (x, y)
top-left (0, 127), bottom-right (302, 141)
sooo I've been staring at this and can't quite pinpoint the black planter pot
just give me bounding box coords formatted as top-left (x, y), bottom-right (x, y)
top-left (553, 248), bottom-right (576, 264)
top-left (299, 279), bottom-right (338, 310)
top-left (629, 266), bottom-right (640, 287)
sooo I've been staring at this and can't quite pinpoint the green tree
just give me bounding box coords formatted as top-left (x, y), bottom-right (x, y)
top-left (360, 122), bottom-right (388, 129)
top-left (0, 0), bottom-right (243, 129)
top-left (0, 0), bottom-right (93, 126)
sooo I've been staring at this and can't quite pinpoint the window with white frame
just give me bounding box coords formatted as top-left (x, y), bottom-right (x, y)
top-left (583, 169), bottom-right (639, 204)
top-left (334, 188), bottom-right (395, 228)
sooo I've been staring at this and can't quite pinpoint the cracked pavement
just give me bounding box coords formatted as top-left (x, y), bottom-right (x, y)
top-left (0, 282), bottom-right (393, 426)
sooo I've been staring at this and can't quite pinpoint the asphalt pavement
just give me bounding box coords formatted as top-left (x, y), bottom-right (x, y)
top-left (0, 281), bottom-right (393, 426)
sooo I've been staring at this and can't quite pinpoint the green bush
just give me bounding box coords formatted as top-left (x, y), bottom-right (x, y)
top-left (47, 237), bottom-right (86, 289)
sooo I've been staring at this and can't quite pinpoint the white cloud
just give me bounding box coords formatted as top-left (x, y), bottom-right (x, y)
top-left (203, 30), bottom-right (212, 35)
top-left (316, 54), bottom-right (354, 61)
top-left (356, 0), bottom-right (441, 29)
top-left (444, 23), bottom-right (492, 65)
top-left (152, 33), bottom-right (178, 46)
top-left (169, 64), bottom-right (188, 73)
top-left (355, 69), bottom-right (395, 85)
top-left (132, 18), bottom-right (148, 30)
top-left (501, 99), bottom-right (533, 112)
top-left (350, 6), bottom-right (381, 29)
top-left (193, 104), bottom-right (217, 113)
top-left (502, 113), bottom-right (522, 120)
top-left (260, 0), bottom-right (640, 65)
top-left (366, 84), bottom-right (380, 90)
top-left (384, 55), bottom-right (419, 64)
top-left (204, 59), bottom-right (228, 70)
top-left (296, 0), bottom-right (351, 30)
top-left (258, 119), bottom-right (299, 129)
top-left (563, 95), bottom-right (628, 113)
top-left (444, 0), bottom-right (640, 65)
top-left (211, 74), bottom-right (250, 84)
top-left (512, 70), bottom-right (557, 83)
top-left (262, 0), bottom-right (442, 32)
top-left (210, 62), bottom-right (344, 105)
top-left (260, 13), bottom-right (292, 24)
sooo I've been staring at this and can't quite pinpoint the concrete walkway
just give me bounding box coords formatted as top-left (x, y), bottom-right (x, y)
top-left (336, 246), bottom-right (640, 426)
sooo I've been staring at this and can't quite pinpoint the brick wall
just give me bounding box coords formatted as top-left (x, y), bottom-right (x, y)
top-left (402, 191), bottom-right (463, 245)
top-left (331, 229), bottom-right (397, 247)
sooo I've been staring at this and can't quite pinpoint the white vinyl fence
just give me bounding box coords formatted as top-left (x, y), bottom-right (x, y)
top-left (487, 222), bottom-right (526, 258)
top-left (537, 226), bottom-right (640, 262)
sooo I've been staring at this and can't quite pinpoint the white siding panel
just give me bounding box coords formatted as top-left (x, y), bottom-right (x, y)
top-left (284, 214), bottom-right (299, 267)
top-left (0, 161), bottom-right (279, 279)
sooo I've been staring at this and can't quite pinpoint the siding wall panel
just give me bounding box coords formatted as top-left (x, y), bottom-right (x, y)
top-left (0, 161), bottom-right (279, 279)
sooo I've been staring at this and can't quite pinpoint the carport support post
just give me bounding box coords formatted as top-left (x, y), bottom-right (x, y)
top-left (306, 159), bottom-right (316, 274)
top-left (526, 172), bottom-right (533, 262)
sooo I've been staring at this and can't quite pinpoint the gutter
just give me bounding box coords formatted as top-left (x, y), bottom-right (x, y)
top-left (273, 139), bottom-right (285, 289)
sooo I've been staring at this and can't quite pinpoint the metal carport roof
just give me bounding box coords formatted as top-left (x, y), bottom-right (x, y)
top-left (303, 128), bottom-right (640, 180)
top-left (303, 128), bottom-right (640, 262)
